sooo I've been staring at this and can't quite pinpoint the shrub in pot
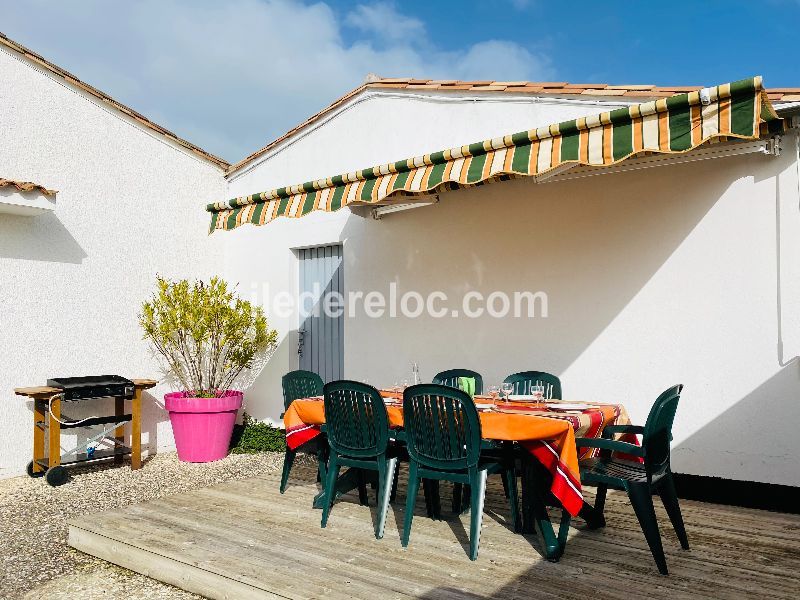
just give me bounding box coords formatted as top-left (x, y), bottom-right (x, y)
top-left (140, 276), bottom-right (277, 462)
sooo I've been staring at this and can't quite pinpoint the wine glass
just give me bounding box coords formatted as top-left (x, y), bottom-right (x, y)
top-left (488, 385), bottom-right (499, 400)
top-left (531, 384), bottom-right (545, 401)
top-left (501, 382), bottom-right (514, 401)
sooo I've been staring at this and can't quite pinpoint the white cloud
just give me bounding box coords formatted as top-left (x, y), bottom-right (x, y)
top-left (0, 0), bottom-right (552, 162)
top-left (345, 2), bottom-right (426, 43)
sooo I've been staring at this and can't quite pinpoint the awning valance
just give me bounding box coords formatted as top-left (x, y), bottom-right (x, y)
top-left (209, 76), bottom-right (783, 232)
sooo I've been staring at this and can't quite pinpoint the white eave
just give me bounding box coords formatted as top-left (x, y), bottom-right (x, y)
top-left (0, 187), bottom-right (57, 216)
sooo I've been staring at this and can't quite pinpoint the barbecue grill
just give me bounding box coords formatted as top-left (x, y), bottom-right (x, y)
top-left (14, 375), bottom-right (153, 486)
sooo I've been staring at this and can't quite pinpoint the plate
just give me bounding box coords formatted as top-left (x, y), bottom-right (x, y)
top-left (545, 402), bottom-right (589, 411)
top-left (507, 394), bottom-right (537, 402)
top-left (474, 402), bottom-right (495, 410)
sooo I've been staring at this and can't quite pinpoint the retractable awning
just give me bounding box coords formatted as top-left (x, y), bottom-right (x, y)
top-left (208, 76), bottom-right (783, 233)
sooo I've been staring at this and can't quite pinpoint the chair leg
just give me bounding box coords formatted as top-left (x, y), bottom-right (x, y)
top-left (460, 484), bottom-right (471, 514)
top-left (320, 455), bottom-right (340, 529)
top-left (390, 461), bottom-right (400, 504)
top-left (504, 468), bottom-right (521, 533)
top-left (357, 469), bottom-right (369, 506)
top-left (430, 480), bottom-right (442, 519)
top-left (627, 483), bottom-right (668, 575)
top-left (375, 457), bottom-right (397, 539)
top-left (280, 448), bottom-right (296, 494)
top-left (595, 484), bottom-right (608, 515)
top-left (501, 473), bottom-right (510, 498)
top-left (316, 447), bottom-right (328, 487)
top-left (422, 479), bottom-right (433, 517)
top-left (452, 483), bottom-right (463, 513)
top-left (402, 462), bottom-right (421, 548)
top-left (556, 509), bottom-right (571, 552)
top-left (468, 469), bottom-right (488, 561)
top-left (659, 474), bottom-right (689, 550)
top-left (422, 479), bottom-right (441, 519)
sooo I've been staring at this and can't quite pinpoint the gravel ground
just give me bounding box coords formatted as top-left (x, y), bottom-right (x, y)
top-left (0, 451), bottom-right (291, 599)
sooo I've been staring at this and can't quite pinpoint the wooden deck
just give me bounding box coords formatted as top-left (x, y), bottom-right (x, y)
top-left (68, 463), bottom-right (800, 599)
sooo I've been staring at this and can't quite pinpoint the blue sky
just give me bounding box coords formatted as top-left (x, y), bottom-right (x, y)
top-left (1, 0), bottom-right (797, 162)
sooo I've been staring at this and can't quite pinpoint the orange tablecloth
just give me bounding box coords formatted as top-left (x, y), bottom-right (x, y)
top-left (284, 393), bottom-right (633, 517)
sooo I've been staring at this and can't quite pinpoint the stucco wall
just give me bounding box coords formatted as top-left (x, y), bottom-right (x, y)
top-left (223, 92), bottom-right (800, 487)
top-left (0, 47), bottom-right (226, 477)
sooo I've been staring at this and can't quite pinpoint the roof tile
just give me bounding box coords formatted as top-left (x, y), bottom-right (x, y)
top-left (563, 83), bottom-right (608, 89)
top-left (228, 75), bottom-right (798, 173)
top-left (0, 178), bottom-right (57, 196)
top-left (606, 84), bottom-right (656, 90)
top-left (584, 89), bottom-right (628, 96)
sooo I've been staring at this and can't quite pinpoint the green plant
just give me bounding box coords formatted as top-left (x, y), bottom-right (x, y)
top-left (231, 413), bottom-right (287, 453)
top-left (140, 276), bottom-right (277, 395)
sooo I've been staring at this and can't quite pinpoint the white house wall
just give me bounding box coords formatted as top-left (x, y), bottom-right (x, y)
top-left (223, 91), bottom-right (800, 487)
top-left (0, 47), bottom-right (226, 477)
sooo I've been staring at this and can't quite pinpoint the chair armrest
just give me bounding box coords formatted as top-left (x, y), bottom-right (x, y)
top-left (575, 437), bottom-right (645, 457)
top-left (601, 424), bottom-right (644, 438)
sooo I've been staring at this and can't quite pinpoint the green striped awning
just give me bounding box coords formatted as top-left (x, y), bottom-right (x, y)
top-left (208, 76), bottom-right (783, 232)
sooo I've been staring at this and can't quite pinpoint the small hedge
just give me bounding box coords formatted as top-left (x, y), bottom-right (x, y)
top-left (230, 413), bottom-right (286, 454)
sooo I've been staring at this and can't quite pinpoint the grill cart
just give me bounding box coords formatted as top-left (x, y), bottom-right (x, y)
top-left (14, 376), bottom-right (157, 486)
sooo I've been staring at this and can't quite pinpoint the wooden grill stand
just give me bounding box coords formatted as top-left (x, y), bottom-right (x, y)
top-left (14, 379), bottom-right (157, 482)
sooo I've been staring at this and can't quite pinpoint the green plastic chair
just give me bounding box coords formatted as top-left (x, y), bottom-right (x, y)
top-left (432, 369), bottom-right (485, 512)
top-left (321, 380), bottom-right (398, 539)
top-left (280, 370), bottom-right (326, 494)
top-left (576, 384), bottom-right (689, 575)
top-left (432, 369), bottom-right (484, 395)
top-left (503, 371), bottom-right (562, 399)
top-left (401, 384), bottom-right (520, 560)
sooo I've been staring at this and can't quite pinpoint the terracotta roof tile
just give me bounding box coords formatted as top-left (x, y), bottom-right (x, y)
top-left (563, 83), bottom-right (608, 89)
top-left (227, 75), bottom-right (798, 174)
top-left (623, 90), bottom-right (675, 97)
top-left (0, 178), bottom-right (57, 196)
top-left (653, 86), bottom-right (703, 92)
top-left (607, 84), bottom-right (656, 90)
top-left (586, 89), bottom-right (629, 96)
top-left (0, 32), bottom-right (229, 169)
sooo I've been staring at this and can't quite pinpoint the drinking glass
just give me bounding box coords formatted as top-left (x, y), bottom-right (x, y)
top-left (488, 385), bottom-right (500, 400)
top-left (501, 382), bottom-right (514, 400)
top-left (531, 384), bottom-right (545, 402)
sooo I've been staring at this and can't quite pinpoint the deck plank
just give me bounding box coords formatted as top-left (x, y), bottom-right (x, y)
top-left (69, 464), bottom-right (800, 600)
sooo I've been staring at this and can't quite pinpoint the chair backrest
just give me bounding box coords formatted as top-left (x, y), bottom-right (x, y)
top-left (432, 369), bottom-right (484, 395)
top-left (503, 371), bottom-right (562, 399)
top-left (323, 380), bottom-right (389, 459)
top-left (282, 370), bottom-right (324, 410)
top-left (403, 384), bottom-right (482, 472)
top-left (642, 384), bottom-right (683, 476)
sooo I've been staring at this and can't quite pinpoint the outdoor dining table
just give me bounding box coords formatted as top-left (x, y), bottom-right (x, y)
top-left (283, 390), bottom-right (636, 560)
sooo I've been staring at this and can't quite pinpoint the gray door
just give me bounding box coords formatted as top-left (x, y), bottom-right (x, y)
top-left (298, 245), bottom-right (344, 383)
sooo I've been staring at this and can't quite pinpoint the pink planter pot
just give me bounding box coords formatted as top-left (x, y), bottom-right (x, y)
top-left (164, 390), bottom-right (243, 463)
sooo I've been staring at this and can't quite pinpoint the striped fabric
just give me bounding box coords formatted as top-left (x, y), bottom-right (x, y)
top-left (208, 77), bottom-right (783, 232)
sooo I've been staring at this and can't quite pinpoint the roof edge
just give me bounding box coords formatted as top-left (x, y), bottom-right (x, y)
top-left (0, 31), bottom-right (230, 170)
top-left (0, 178), bottom-right (57, 196)
top-left (228, 76), bottom-right (800, 177)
